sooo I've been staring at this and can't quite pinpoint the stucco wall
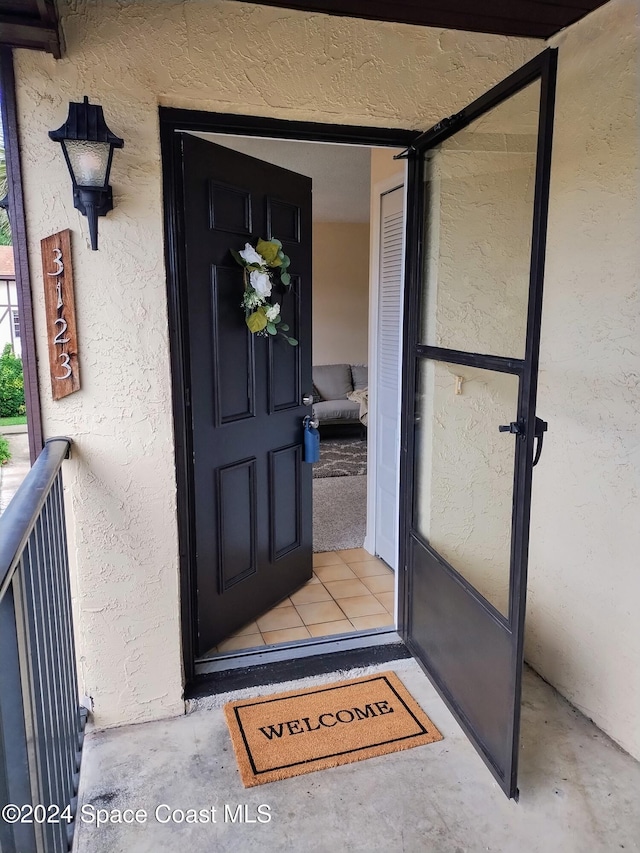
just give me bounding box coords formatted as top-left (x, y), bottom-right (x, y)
top-left (527, 0), bottom-right (640, 760)
top-left (414, 91), bottom-right (538, 617)
top-left (313, 222), bottom-right (370, 365)
top-left (13, 0), bottom-right (541, 728)
top-left (415, 362), bottom-right (519, 617)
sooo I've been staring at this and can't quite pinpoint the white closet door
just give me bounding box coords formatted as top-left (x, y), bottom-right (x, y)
top-left (375, 185), bottom-right (404, 569)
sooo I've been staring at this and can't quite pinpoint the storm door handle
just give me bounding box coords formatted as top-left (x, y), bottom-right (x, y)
top-left (532, 417), bottom-right (548, 467)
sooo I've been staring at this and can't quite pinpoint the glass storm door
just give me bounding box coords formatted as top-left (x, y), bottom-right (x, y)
top-left (400, 50), bottom-right (557, 798)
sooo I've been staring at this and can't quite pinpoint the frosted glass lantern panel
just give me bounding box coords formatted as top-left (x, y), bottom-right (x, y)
top-left (64, 140), bottom-right (111, 187)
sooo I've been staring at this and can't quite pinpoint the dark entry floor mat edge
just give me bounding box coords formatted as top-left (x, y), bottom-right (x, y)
top-left (186, 642), bottom-right (411, 700)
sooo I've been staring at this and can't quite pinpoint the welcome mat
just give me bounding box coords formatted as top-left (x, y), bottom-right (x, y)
top-left (224, 671), bottom-right (443, 787)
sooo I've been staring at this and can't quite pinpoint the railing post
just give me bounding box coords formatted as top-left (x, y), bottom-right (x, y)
top-left (0, 438), bottom-right (81, 853)
top-left (0, 578), bottom-right (38, 853)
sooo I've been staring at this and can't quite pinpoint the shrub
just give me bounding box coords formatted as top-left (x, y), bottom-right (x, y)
top-left (0, 343), bottom-right (25, 418)
top-left (0, 435), bottom-right (10, 465)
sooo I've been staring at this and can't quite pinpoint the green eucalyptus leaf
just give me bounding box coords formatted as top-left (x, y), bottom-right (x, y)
top-left (230, 248), bottom-right (245, 266)
top-left (247, 309), bottom-right (268, 333)
top-left (280, 255), bottom-right (290, 269)
top-left (281, 272), bottom-right (291, 287)
top-left (271, 238), bottom-right (283, 248)
top-left (280, 324), bottom-right (289, 332)
top-left (287, 336), bottom-right (299, 346)
top-left (266, 323), bottom-right (277, 335)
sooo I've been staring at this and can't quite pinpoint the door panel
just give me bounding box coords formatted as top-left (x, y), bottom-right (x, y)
top-left (269, 444), bottom-right (303, 561)
top-left (408, 535), bottom-right (514, 773)
top-left (181, 135), bottom-right (313, 655)
top-left (217, 459), bottom-right (257, 590)
top-left (268, 276), bottom-right (302, 413)
top-left (401, 49), bottom-right (557, 798)
top-left (211, 265), bottom-right (256, 424)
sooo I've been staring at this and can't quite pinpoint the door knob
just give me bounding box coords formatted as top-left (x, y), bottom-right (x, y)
top-left (302, 393), bottom-right (314, 406)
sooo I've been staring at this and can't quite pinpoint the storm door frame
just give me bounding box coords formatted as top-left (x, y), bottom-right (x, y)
top-left (398, 48), bottom-right (557, 797)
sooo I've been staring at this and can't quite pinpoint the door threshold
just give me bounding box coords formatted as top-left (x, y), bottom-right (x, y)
top-left (187, 630), bottom-right (410, 699)
top-left (194, 628), bottom-right (401, 676)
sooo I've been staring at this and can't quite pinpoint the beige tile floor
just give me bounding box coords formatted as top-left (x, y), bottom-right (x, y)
top-left (208, 549), bottom-right (395, 655)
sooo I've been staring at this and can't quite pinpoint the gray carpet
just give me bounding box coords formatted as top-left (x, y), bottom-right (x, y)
top-left (313, 437), bottom-right (367, 479)
top-left (313, 475), bottom-right (367, 552)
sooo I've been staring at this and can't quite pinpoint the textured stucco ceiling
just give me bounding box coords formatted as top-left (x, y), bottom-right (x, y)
top-left (190, 132), bottom-right (380, 223)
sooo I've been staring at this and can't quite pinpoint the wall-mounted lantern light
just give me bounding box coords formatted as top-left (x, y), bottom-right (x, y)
top-left (49, 96), bottom-right (124, 251)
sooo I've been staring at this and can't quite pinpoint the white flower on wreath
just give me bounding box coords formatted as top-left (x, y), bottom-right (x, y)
top-left (250, 269), bottom-right (272, 297)
top-left (265, 303), bottom-right (280, 322)
top-left (239, 243), bottom-right (264, 265)
top-left (243, 290), bottom-right (264, 309)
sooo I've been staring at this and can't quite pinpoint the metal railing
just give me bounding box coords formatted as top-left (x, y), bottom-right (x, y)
top-left (0, 437), bottom-right (86, 853)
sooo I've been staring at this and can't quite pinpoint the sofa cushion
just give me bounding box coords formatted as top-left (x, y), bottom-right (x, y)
top-left (313, 400), bottom-right (360, 421)
top-left (312, 364), bottom-right (352, 401)
top-left (351, 364), bottom-right (368, 391)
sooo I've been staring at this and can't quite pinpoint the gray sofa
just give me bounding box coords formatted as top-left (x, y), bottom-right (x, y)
top-left (312, 363), bottom-right (368, 432)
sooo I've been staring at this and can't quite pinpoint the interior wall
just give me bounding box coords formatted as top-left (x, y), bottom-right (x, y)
top-left (313, 221), bottom-right (370, 365)
top-left (526, 0), bottom-right (640, 760)
top-left (189, 135), bottom-right (373, 366)
top-left (371, 147), bottom-right (405, 187)
top-left (13, 0), bottom-right (541, 729)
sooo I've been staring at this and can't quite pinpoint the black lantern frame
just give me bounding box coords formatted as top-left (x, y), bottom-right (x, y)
top-left (49, 96), bottom-right (124, 250)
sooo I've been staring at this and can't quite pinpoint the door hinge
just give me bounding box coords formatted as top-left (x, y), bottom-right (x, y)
top-left (394, 111), bottom-right (464, 159)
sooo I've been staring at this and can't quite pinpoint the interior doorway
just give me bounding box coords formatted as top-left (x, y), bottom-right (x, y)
top-left (177, 130), bottom-right (407, 660)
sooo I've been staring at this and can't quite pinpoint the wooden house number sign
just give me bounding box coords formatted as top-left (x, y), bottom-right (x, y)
top-left (41, 229), bottom-right (80, 400)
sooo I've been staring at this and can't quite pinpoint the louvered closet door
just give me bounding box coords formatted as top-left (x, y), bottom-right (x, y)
top-left (375, 184), bottom-right (405, 569)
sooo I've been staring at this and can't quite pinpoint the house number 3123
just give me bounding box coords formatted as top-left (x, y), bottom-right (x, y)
top-left (42, 229), bottom-right (79, 400)
top-left (47, 247), bottom-right (72, 380)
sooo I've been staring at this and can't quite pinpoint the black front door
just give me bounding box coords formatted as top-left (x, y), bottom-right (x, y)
top-left (180, 135), bottom-right (313, 655)
top-left (400, 50), bottom-right (557, 798)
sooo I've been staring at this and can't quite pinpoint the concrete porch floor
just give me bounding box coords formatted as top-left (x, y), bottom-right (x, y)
top-left (74, 659), bottom-right (640, 853)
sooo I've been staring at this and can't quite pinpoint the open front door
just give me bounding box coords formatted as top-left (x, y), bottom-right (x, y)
top-left (400, 50), bottom-right (557, 797)
top-left (180, 135), bottom-right (313, 656)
